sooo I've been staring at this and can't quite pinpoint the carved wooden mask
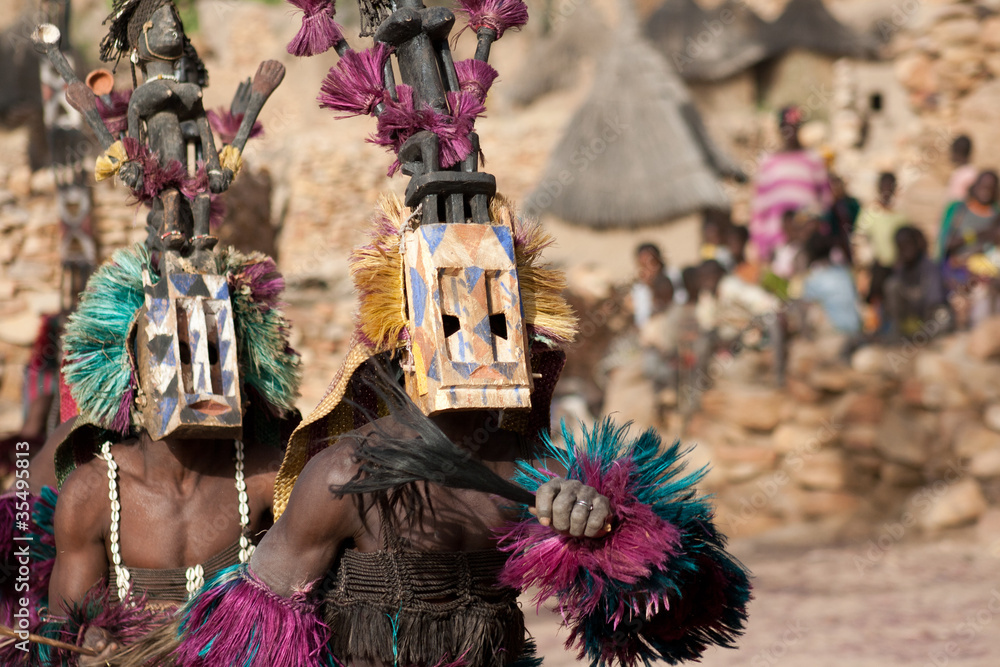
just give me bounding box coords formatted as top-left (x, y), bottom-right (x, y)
top-left (136, 269), bottom-right (242, 440)
top-left (402, 220), bottom-right (533, 415)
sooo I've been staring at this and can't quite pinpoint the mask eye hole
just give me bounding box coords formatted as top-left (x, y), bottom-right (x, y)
top-left (442, 314), bottom-right (460, 337)
top-left (207, 340), bottom-right (219, 366)
top-left (489, 313), bottom-right (507, 340)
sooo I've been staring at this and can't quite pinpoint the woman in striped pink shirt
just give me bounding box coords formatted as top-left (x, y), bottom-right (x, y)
top-left (751, 106), bottom-right (832, 262)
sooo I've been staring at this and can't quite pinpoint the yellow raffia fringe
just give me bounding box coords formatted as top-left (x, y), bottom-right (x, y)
top-left (219, 145), bottom-right (244, 176)
top-left (351, 194), bottom-right (407, 352)
top-left (94, 141), bottom-right (127, 181)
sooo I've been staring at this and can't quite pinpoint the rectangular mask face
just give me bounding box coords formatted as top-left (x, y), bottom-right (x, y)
top-left (138, 270), bottom-right (242, 440)
top-left (403, 220), bottom-right (533, 415)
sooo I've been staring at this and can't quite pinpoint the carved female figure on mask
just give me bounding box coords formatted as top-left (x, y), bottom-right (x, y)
top-left (98, 0), bottom-right (236, 258)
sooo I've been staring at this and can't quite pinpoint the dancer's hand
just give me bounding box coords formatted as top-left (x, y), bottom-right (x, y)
top-left (79, 626), bottom-right (120, 667)
top-left (531, 478), bottom-right (612, 538)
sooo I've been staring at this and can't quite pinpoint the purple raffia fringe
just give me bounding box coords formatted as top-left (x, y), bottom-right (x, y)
top-left (318, 44), bottom-right (391, 118)
top-left (207, 108), bottom-right (264, 145)
top-left (96, 89), bottom-right (132, 136)
top-left (123, 137), bottom-right (186, 204)
top-left (0, 581), bottom-right (165, 664)
top-left (110, 385), bottom-right (135, 434)
top-left (121, 138), bottom-right (225, 227)
top-left (497, 457), bottom-right (683, 625)
top-left (230, 256), bottom-right (285, 313)
top-left (371, 84), bottom-right (433, 175)
top-left (61, 582), bottom-right (163, 647)
top-left (436, 91), bottom-right (485, 169)
top-left (456, 0), bottom-right (529, 40)
top-left (172, 564), bottom-right (333, 666)
top-left (455, 59), bottom-right (499, 104)
top-left (370, 88), bottom-right (485, 175)
top-left (287, 0), bottom-right (344, 57)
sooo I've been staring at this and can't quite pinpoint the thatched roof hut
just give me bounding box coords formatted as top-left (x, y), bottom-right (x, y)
top-left (767, 0), bottom-right (879, 59)
top-left (645, 0), bottom-right (773, 83)
top-left (645, 0), bottom-right (877, 83)
top-left (525, 11), bottom-right (736, 229)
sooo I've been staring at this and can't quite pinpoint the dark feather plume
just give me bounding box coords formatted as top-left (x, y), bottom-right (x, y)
top-left (333, 361), bottom-right (535, 507)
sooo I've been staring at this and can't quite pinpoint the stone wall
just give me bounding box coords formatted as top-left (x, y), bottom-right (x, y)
top-left (685, 317), bottom-right (1000, 540)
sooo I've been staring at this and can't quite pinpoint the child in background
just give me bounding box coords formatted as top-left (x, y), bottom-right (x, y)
top-left (947, 135), bottom-right (978, 203)
top-left (822, 174), bottom-right (860, 265)
top-left (727, 225), bottom-right (760, 284)
top-left (700, 211), bottom-right (734, 270)
top-left (883, 226), bottom-right (948, 340)
top-left (771, 210), bottom-right (810, 280)
top-left (631, 243), bottom-right (666, 328)
top-left (856, 172), bottom-right (908, 306)
top-left (940, 170), bottom-right (1000, 265)
top-left (639, 273), bottom-right (679, 391)
top-left (802, 233), bottom-right (862, 335)
top-left (698, 258), bottom-right (781, 344)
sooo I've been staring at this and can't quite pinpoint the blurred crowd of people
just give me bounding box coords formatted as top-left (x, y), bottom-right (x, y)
top-left (623, 105), bottom-right (1000, 416)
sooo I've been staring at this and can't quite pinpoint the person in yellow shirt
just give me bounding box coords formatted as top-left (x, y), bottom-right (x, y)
top-left (855, 172), bottom-right (908, 305)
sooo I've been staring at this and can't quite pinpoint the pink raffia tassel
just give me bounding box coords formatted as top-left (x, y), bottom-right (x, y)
top-left (456, 0), bottom-right (529, 39)
top-left (371, 84), bottom-right (434, 175)
top-left (286, 0), bottom-right (344, 57)
top-left (208, 108), bottom-right (263, 145)
top-left (121, 137), bottom-right (187, 205)
top-left (172, 565), bottom-right (333, 666)
top-left (371, 88), bottom-right (485, 174)
top-left (435, 91), bottom-right (486, 168)
top-left (454, 59), bottom-right (499, 103)
top-left (497, 457), bottom-right (684, 623)
top-left (318, 44), bottom-right (391, 117)
top-left (96, 89), bottom-right (132, 136)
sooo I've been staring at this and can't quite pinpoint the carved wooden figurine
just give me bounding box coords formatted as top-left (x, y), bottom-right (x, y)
top-left (34, 0), bottom-right (283, 269)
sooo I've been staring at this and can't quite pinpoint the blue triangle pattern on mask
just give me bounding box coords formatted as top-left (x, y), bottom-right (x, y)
top-left (422, 225), bottom-right (448, 255)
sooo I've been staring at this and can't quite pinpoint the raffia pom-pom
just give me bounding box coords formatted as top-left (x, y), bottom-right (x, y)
top-left (286, 0), bottom-right (344, 57)
top-left (318, 43), bottom-right (391, 117)
top-left (220, 145), bottom-right (244, 177)
top-left (456, 0), bottom-right (529, 40)
top-left (95, 140), bottom-right (128, 181)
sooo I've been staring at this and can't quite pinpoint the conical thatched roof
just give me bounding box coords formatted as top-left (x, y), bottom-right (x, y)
top-left (767, 0), bottom-right (878, 59)
top-left (505, 0), bottom-right (609, 107)
top-left (526, 14), bottom-right (734, 229)
top-left (645, 0), bottom-right (877, 82)
top-left (645, 0), bottom-right (774, 82)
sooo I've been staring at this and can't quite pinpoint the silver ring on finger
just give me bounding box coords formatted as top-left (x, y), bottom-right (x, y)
top-left (574, 499), bottom-right (594, 511)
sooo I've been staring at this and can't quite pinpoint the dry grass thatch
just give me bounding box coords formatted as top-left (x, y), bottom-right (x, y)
top-left (504, 0), bottom-right (609, 107)
top-left (645, 0), bottom-right (878, 83)
top-left (645, 0), bottom-right (774, 83)
top-left (767, 0), bottom-right (879, 59)
top-left (525, 16), bottom-right (732, 229)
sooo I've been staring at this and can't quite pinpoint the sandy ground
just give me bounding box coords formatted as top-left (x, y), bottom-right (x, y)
top-left (525, 533), bottom-right (1000, 667)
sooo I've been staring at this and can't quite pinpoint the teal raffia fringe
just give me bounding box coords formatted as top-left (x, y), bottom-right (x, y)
top-left (172, 564), bottom-right (336, 666)
top-left (62, 244), bottom-right (302, 433)
top-left (62, 244), bottom-right (150, 433)
top-left (498, 419), bottom-right (752, 667)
